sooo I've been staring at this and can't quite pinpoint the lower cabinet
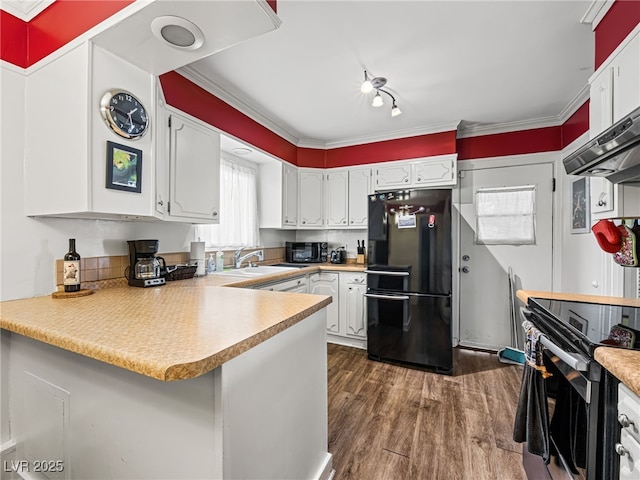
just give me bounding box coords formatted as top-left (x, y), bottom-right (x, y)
top-left (256, 275), bottom-right (308, 293)
top-left (309, 272), bottom-right (340, 333)
top-left (618, 383), bottom-right (640, 480)
top-left (310, 271), bottom-right (367, 349)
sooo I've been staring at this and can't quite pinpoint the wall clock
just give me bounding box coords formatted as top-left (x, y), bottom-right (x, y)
top-left (100, 90), bottom-right (149, 140)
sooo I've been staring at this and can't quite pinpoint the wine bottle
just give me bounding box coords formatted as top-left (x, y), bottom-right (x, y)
top-left (63, 238), bottom-right (81, 292)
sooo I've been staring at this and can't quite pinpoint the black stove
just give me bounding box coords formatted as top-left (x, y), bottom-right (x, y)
top-left (528, 298), bottom-right (640, 357)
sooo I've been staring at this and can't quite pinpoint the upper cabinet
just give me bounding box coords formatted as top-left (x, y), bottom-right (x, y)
top-left (258, 159), bottom-right (298, 229)
top-left (162, 110), bottom-right (220, 223)
top-left (326, 167), bottom-right (372, 228)
top-left (92, 0), bottom-right (281, 75)
top-left (588, 29), bottom-right (640, 219)
top-left (299, 168), bottom-right (324, 228)
top-left (374, 155), bottom-right (457, 191)
top-left (24, 43), bottom-right (156, 220)
top-left (589, 30), bottom-right (640, 138)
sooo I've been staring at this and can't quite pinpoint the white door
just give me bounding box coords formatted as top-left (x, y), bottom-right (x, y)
top-left (457, 162), bottom-right (554, 350)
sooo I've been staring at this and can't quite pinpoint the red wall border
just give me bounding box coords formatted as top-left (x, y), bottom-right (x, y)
top-left (2, 0), bottom-right (593, 166)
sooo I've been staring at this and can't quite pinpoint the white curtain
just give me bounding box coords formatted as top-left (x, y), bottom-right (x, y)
top-left (195, 159), bottom-right (261, 248)
top-left (475, 185), bottom-right (536, 245)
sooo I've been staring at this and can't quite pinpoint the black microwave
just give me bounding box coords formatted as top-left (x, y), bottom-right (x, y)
top-left (285, 242), bottom-right (328, 263)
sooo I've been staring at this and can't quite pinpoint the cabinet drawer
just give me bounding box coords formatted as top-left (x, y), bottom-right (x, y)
top-left (619, 383), bottom-right (640, 444)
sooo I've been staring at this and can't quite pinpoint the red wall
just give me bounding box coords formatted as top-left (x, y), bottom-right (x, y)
top-left (595, 0), bottom-right (640, 69)
top-left (0, 1), bottom-right (132, 67)
top-left (160, 71), bottom-right (298, 165)
top-left (1, 0), bottom-right (609, 165)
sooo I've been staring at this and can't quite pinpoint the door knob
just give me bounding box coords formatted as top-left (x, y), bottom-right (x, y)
top-left (462, 255), bottom-right (470, 261)
top-left (462, 266), bottom-right (470, 273)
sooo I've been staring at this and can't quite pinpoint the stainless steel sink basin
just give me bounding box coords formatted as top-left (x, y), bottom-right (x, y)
top-left (213, 265), bottom-right (299, 277)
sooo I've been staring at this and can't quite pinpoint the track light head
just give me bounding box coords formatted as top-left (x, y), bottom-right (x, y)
top-left (372, 91), bottom-right (384, 107)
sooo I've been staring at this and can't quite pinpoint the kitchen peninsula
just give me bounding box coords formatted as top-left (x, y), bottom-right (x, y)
top-left (0, 275), bottom-right (332, 480)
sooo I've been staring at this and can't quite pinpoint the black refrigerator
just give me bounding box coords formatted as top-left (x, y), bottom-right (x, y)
top-left (366, 189), bottom-right (453, 374)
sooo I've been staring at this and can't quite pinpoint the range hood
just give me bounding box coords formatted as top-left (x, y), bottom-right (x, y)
top-left (563, 105), bottom-right (640, 185)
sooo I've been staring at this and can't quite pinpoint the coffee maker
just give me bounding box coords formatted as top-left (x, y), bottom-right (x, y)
top-left (126, 240), bottom-right (166, 288)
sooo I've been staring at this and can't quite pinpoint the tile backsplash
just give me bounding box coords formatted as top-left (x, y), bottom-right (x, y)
top-left (55, 247), bottom-right (285, 289)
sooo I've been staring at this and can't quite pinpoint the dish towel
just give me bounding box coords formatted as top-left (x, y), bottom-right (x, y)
top-left (513, 320), bottom-right (553, 464)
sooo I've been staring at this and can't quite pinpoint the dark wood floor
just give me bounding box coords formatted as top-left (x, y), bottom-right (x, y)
top-left (327, 344), bottom-right (527, 480)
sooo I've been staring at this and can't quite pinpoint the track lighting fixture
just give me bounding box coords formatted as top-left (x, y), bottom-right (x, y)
top-left (360, 70), bottom-right (402, 117)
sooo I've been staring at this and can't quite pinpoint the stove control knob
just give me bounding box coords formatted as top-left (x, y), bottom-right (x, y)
top-left (615, 443), bottom-right (629, 457)
top-left (618, 413), bottom-right (634, 428)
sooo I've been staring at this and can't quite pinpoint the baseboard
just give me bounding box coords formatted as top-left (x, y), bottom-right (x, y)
top-left (327, 335), bottom-right (366, 350)
top-left (313, 452), bottom-right (333, 480)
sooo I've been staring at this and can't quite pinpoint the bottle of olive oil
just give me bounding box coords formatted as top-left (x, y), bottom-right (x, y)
top-left (63, 238), bottom-right (81, 292)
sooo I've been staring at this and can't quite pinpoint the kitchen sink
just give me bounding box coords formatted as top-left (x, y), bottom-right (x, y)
top-left (213, 265), bottom-right (299, 277)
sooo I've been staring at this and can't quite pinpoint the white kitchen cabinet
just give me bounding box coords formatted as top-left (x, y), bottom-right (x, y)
top-left (283, 163), bottom-right (299, 227)
top-left (24, 42), bottom-right (156, 220)
top-left (325, 271), bottom-right (367, 348)
top-left (298, 168), bottom-right (324, 228)
top-left (374, 154), bottom-right (457, 191)
top-left (257, 159), bottom-right (298, 229)
top-left (309, 272), bottom-right (340, 333)
top-left (413, 157), bottom-right (456, 187)
top-left (341, 273), bottom-right (367, 340)
top-left (589, 31), bottom-right (640, 138)
top-left (588, 30), bottom-right (640, 220)
top-left (325, 167), bottom-right (372, 228)
top-left (326, 170), bottom-right (349, 227)
top-left (164, 110), bottom-right (220, 222)
top-left (347, 167), bottom-right (372, 227)
top-left (375, 163), bottom-right (412, 189)
top-left (617, 383), bottom-right (640, 480)
top-left (256, 275), bottom-right (308, 293)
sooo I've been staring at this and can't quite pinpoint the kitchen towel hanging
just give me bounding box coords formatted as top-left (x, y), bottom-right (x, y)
top-left (513, 320), bottom-right (552, 464)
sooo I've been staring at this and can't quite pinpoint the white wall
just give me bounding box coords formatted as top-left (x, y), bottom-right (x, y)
top-left (557, 132), bottom-right (628, 297)
top-left (0, 64), bottom-right (197, 303)
top-left (296, 228), bottom-right (367, 260)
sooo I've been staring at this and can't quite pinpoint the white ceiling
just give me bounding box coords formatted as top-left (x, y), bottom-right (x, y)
top-left (182, 0), bottom-right (596, 152)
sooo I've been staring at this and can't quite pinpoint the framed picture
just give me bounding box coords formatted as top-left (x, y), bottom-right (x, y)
top-left (105, 141), bottom-right (142, 193)
top-left (568, 310), bottom-right (588, 333)
top-left (570, 177), bottom-right (590, 234)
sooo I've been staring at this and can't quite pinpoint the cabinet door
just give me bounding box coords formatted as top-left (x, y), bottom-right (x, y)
top-left (299, 169), bottom-right (324, 227)
top-left (413, 158), bottom-right (456, 186)
top-left (169, 114), bottom-right (220, 221)
top-left (345, 283), bottom-right (367, 338)
top-left (590, 176), bottom-right (615, 217)
top-left (348, 168), bottom-right (371, 227)
top-left (309, 273), bottom-right (340, 333)
top-left (282, 163), bottom-right (298, 227)
top-left (341, 273), bottom-right (367, 339)
top-left (375, 164), bottom-right (411, 190)
top-left (589, 67), bottom-right (614, 139)
top-left (613, 34), bottom-right (640, 123)
top-left (326, 171), bottom-right (349, 227)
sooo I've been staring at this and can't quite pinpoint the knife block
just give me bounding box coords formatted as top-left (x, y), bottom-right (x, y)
top-left (356, 253), bottom-right (366, 265)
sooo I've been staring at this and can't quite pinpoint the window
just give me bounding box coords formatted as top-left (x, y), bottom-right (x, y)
top-left (475, 185), bottom-right (536, 245)
top-left (195, 158), bottom-right (260, 247)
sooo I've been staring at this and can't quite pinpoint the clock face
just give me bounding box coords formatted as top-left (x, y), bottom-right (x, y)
top-left (100, 90), bottom-right (149, 140)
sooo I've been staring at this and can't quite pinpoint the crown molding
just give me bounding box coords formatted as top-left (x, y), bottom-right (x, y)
top-left (177, 65), bottom-right (301, 146)
top-left (457, 84), bottom-right (589, 139)
top-left (309, 121), bottom-right (462, 150)
top-left (0, 0), bottom-right (54, 21)
top-left (580, 0), bottom-right (615, 30)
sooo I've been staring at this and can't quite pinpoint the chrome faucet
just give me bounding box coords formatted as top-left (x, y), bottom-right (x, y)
top-left (234, 248), bottom-right (264, 269)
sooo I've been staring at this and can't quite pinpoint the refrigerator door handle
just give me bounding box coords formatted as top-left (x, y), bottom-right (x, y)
top-left (364, 293), bottom-right (410, 301)
top-left (364, 270), bottom-right (410, 276)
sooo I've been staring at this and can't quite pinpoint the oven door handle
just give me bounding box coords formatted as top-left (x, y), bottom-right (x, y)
top-left (364, 270), bottom-right (410, 276)
top-left (364, 293), bottom-right (410, 301)
top-left (519, 307), bottom-right (589, 372)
